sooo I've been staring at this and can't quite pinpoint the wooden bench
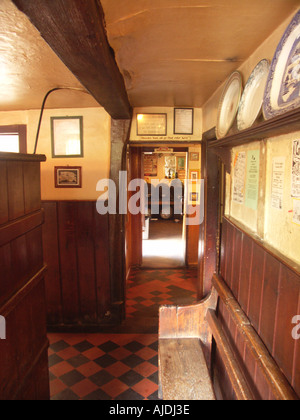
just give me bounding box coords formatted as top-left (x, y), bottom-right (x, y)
top-left (158, 273), bottom-right (298, 400)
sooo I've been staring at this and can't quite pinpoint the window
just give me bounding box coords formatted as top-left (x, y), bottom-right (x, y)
top-left (0, 125), bottom-right (27, 154)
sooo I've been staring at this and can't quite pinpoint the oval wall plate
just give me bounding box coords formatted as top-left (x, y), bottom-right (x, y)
top-left (263, 9), bottom-right (300, 120)
top-left (237, 59), bottom-right (270, 131)
top-left (216, 71), bottom-right (243, 139)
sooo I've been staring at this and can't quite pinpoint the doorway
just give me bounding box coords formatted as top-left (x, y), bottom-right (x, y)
top-left (126, 145), bottom-right (201, 273)
top-left (142, 148), bottom-right (187, 268)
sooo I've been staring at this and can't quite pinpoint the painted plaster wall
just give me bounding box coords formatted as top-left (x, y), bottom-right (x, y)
top-left (202, 12), bottom-right (296, 133)
top-left (264, 133), bottom-right (300, 265)
top-left (0, 107), bottom-right (111, 200)
top-left (202, 9), bottom-right (300, 265)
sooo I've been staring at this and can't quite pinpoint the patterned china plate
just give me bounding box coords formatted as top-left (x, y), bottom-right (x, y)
top-left (237, 59), bottom-right (270, 131)
top-left (216, 71), bottom-right (243, 139)
top-left (263, 10), bottom-right (300, 119)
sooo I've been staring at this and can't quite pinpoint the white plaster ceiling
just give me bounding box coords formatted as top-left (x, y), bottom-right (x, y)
top-left (0, 0), bottom-right (299, 111)
top-left (101, 0), bottom-right (300, 108)
top-left (0, 0), bottom-right (100, 111)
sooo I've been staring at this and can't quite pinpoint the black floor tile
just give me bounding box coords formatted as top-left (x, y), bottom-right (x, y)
top-left (59, 370), bottom-right (86, 387)
top-left (94, 354), bottom-right (118, 368)
top-left (67, 354), bottom-right (90, 368)
top-left (98, 341), bottom-right (120, 353)
top-left (115, 389), bottom-right (145, 401)
top-left (122, 354), bottom-right (144, 368)
top-left (124, 341), bottom-right (145, 353)
top-left (48, 354), bottom-right (64, 367)
top-left (73, 340), bottom-right (94, 353)
top-left (51, 388), bottom-right (80, 401)
top-left (119, 370), bottom-right (144, 387)
top-left (82, 389), bottom-right (111, 401)
top-left (89, 370), bottom-right (115, 387)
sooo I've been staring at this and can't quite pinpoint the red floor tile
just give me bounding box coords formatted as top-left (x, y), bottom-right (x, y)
top-left (71, 379), bottom-right (99, 399)
top-left (134, 361), bottom-right (158, 377)
top-left (102, 379), bottom-right (129, 398)
top-left (132, 378), bottom-right (158, 398)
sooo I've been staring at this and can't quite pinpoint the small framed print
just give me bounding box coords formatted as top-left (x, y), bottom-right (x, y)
top-left (55, 166), bottom-right (82, 188)
top-left (190, 192), bottom-right (199, 203)
top-left (174, 108), bottom-right (194, 135)
top-left (190, 152), bottom-right (199, 162)
top-left (137, 113), bottom-right (167, 136)
top-left (189, 170), bottom-right (199, 182)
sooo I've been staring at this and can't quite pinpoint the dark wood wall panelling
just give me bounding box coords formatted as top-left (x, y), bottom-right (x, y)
top-left (0, 153), bottom-right (49, 400)
top-left (217, 217), bottom-right (300, 399)
top-left (42, 201), bottom-right (111, 328)
top-left (198, 132), bottom-right (221, 299)
top-left (126, 147), bottom-right (143, 273)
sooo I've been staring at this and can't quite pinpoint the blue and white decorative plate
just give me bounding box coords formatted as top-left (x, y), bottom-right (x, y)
top-left (237, 59), bottom-right (270, 131)
top-left (263, 9), bottom-right (300, 120)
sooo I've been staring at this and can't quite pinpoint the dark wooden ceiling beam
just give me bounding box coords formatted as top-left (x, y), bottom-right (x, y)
top-left (12, 0), bottom-right (132, 119)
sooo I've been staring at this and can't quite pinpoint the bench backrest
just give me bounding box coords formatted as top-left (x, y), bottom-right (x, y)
top-left (211, 274), bottom-right (298, 400)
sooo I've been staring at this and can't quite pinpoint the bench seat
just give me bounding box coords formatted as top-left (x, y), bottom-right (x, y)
top-left (159, 338), bottom-right (215, 400)
top-left (158, 274), bottom-right (298, 400)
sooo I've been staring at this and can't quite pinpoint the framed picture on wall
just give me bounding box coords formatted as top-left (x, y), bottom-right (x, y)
top-left (174, 108), bottom-right (194, 135)
top-left (190, 192), bottom-right (199, 203)
top-left (190, 152), bottom-right (199, 162)
top-left (144, 154), bottom-right (158, 176)
top-left (137, 113), bottom-right (167, 136)
top-left (51, 116), bottom-right (83, 158)
top-left (55, 166), bottom-right (82, 188)
top-left (189, 170), bottom-right (200, 182)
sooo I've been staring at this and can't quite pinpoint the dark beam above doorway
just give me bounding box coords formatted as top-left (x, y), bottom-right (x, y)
top-left (12, 0), bottom-right (132, 120)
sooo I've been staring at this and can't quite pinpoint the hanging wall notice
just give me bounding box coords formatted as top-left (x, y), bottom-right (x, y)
top-left (232, 151), bottom-right (246, 204)
top-left (144, 154), bottom-right (158, 177)
top-left (137, 114), bottom-right (167, 136)
top-left (174, 108), bottom-right (194, 134)
top-left (292, 140), bottom-right (300, 198)
top-left (245, 150), bottom-right (260, 210)
top-left (293, 199), bottom-right (300, 226)
top-left (271, 157), bottom-right (285, 210)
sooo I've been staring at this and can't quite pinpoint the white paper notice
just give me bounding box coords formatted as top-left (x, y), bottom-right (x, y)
top-left (271, 157), bottom-right (285, 210)
top-left (293, 199), bottom-right (300, 226)
top-left (292, 140), bottom-right (300, 198)
top-left (232, 152), bottom-right (246, 204)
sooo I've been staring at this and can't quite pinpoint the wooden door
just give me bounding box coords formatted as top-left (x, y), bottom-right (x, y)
top-left (0, 153), bottom-right (49, 400)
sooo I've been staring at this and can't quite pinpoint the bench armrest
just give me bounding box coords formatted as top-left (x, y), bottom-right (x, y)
top-left (159, 287), bottom-right (218, 344)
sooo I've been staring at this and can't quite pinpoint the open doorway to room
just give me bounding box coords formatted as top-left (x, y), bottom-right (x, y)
top-left (142, 148), bottom-right (187, 268)
top-left (126, 145), bottom-right (201, 273)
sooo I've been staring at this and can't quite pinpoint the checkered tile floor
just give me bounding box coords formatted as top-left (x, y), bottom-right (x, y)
top-left (48, 268), bottom-right (197, 400)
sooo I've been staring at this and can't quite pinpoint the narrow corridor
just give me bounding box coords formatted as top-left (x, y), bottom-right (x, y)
top-left (48, 268), bottom-right (198, 400)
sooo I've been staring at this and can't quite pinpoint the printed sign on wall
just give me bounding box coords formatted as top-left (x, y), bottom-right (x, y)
top-left (271, 157), bottom-right (285, 210)
top-left (245, 150), bottom-right (260, 210)
top-left (293, 199), bottom-right (300, 226)
top-left (292, 140), bottom-right (300, 198)
top-left (232, 151), bottom-right (246, 204)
